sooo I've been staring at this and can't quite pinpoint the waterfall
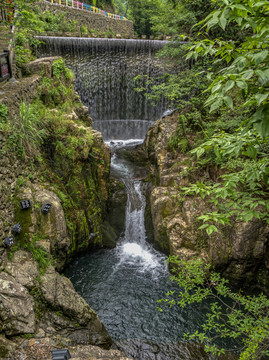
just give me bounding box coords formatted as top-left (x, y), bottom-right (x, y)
top-left (38, 37), bottom-right (169, 131)
top-left (57, 37), bottom-right (237, 359)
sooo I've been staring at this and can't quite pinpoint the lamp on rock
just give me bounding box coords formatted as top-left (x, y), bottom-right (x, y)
top-left (41, 203), bottom-right (52, 214)
top-left (20, 200), bottom-right (31, 210)
top-left (12, 222), bottom-right (21, 235)
top-left (3, 236), bottom-right (14, 247)
top-left (51, 349), bottom-right (71, 360)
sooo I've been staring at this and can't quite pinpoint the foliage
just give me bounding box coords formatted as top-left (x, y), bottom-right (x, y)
top-left (40, 59), bottom-right (74, 106)
top-left (2, 101), bottom-right (47, 159)
top-left (52, 58), bottom-right (74, 81)
top-left (175, 0), bottom-right (269, 233)
top-left (13, 4), bottom-right (77, 66)
top-left (9, 234), bottom-right (52, 275)
top-left (13, 3), bottom-right (44, 66)
top-left (158, 256), bottom-right (269, 359)
top-left (38, 10), bottom-right (78, 33)
top-left (0, 103), bottom-right (8, 122)
top-left (151, 0), bottom-right (214, 37)
top-left (187, 0), bottom-right (269, 139)
top-left (181, 128), bottom-right (269, 234)
top-left (113, 0), bottom-right (128, 16)
top-left (126, 0), bottom-right (162, 37)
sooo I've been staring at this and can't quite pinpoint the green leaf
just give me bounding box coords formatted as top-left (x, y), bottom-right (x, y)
top-left (196, 147), bottom-right (205, 159)
top-left (206, 225), bottom-right (218, 235)
top-left (241, 70), bottom-right (254, 80)
top-left (236, 80), bottom-right (248, 90)
top-left (252, 50), bottom-right (268, 65)
top-left (212, 83), bottom-right (222, 94)
top-left (242, 212), bottom-right (254, 222)
top-left (223, 95), bottom-right (233, 109)
top-left (224, 80), bottom-right (235, 93)
top-left (256, 69), bottom-right (269, 83)
top-left (252, 104), bottom-right (269, 139)
top-left (209, 98), bottom-right (223, 113)
top-left (254, 1), bottom-right (269, 7)
top-left (255, 93), bottom-right (268, 106)
top-left (206, 17), bottom-right (219, 30)
top-left (245, 145), bottom-right (257, 159)
top-left (199, 224), bottom-right (209, 230)
top-left (219, 14), bottom-right (227, 30)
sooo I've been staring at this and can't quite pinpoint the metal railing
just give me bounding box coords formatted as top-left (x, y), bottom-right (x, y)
top-left (45, 0), bottom-right (127, 20)
top-left (0, 0), bottom-right (14, 23)
top-left (0, 51), bottom-right (12, 82)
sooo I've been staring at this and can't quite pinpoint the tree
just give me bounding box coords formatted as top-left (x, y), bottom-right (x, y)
top-left (127, 0), bottom-right (162, 37)
top-left (153, 2), bottom-right (269, 359)
top-left (181, 0), bottom-right (269, 231)
top-left (151, 0), bottom-right (214, 37)
top-left (187, 0), bottom-right (269, 139)
top-left (158, 256), bottom-right (269, 360)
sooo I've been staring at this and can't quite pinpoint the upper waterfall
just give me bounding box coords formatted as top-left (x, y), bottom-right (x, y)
top-left (37, 37), bottom-right (170, 136)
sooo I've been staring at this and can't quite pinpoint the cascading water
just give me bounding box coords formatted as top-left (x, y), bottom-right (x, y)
top-left (40, 37), bottom-right (237, 359)
top-left (64, 140), bottom-right (214, 359)
top-left (38, 37), bottom-right (169, 132)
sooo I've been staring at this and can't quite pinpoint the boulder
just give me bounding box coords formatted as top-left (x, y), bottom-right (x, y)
top-left (5, 250), bottom-right (39, 290)
top-left (0, 272), bottom-right (35, 335)
top-left (15, 184), bottom-right (70, 268)
top-left (0, 335), bottom-right (17, 359)
top-left (21, 57), bottom-right (60, 77)
top-left (40, 266), bottom-right (112, 348)
top-left (143, 113), bottom-right (269, 291)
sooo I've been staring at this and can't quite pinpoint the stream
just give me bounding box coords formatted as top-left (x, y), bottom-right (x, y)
top-left (39, 37), bottom-right (237, 359)
top-left (64, 139), bottom-right (213, 359)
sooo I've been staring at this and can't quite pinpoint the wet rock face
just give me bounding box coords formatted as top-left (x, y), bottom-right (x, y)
top-left (5, 250), bottom-right (39, 290)
top-left (0, 272), bottom-right (36, 335)
top-left (14, 184), bottom-right (70, 269)
top-left (39, 266), bottom-right (112, 348)
top-left (142, 114), bottom-right (269, 291)
top-left (0, 255), bottom-right (112, 356)
top-left (106, 179), bottom-right (127, 240)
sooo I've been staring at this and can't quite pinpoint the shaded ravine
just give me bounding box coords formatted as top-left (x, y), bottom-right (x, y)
top-left (38, 37), bottom-right (238, 359)
top-left (64, 140), bottom-right (237, 360)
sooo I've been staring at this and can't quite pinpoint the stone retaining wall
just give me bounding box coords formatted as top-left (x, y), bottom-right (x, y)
top-left (38, 1), bottom-right (134, 37)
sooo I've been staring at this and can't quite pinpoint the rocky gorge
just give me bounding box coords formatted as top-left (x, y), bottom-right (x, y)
top-left (0, 39), bottom-right (268, 360)
top-left (0, 57), bottom-right (130, 359)
top-left (137, 112), bottom-right (269, 293)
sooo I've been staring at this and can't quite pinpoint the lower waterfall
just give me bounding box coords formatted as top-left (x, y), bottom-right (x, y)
top-left (64, 140), bottom-right (235, 360)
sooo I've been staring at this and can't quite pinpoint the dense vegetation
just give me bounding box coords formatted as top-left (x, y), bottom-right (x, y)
top-left (1, 0), bottom-right (268, 358)
top-left (130, 0), bottom-right (269, 358)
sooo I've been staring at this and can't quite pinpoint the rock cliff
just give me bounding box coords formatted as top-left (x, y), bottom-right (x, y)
top-left (0, 58), bottom-right (129, 359)
top-left (141, 113), bottom-right (269, 293)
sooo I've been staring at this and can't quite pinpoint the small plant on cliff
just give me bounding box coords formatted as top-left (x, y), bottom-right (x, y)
top-left (52, 58), bottom-right (74, 82)
top-left (0, 103), bottom-right (8, 123)
top-left (40, 59), bottom-right (74, 106)
top-left (16, 102), bottom-right (47, 159)
top-left (4, 101), bottom-right (47, 159)
top-left (158, 256), bottom-right (269, 360)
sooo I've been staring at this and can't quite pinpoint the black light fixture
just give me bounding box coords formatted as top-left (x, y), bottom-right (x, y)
top-left (51, 349), bottom-right (71, 360)
top-left (41, 203), bottom-right (52, 214)
top-left (3, 237), bottom-right (14, 247)
top-left (11, 223), bottom-right (21, 235)
top-left (20, 200), bottom-right (31, 210)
